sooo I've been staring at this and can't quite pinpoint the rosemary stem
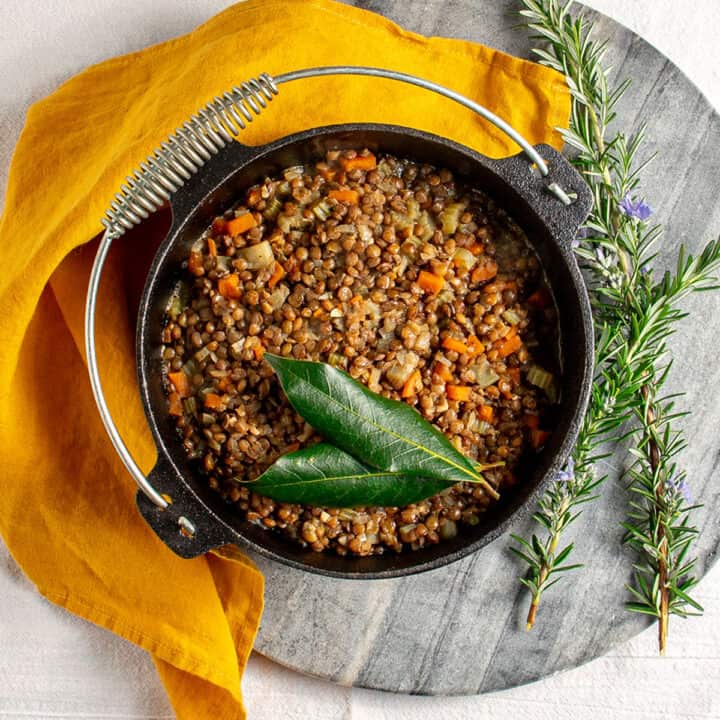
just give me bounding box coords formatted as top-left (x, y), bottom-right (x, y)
top-left (526, 533), bottom-right (559, 630)
top-left (641, 384), bottom-right (669, 654)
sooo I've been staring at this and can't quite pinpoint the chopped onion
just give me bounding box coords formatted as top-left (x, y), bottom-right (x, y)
top-left (215, 255), bottom-right (233, 273)
top-left (283, 165), bottom-right (304, 180)
top-left (470, 361), bottom-right (500, 388)
top-left (439, 203), bottom-right (466, 235)
top-left (385, 362), bottom-right (414, 389)
top-left (237, 240), bottom-right (274, 269)
top-left (269, 285), bottom-right (290, 311)
top-left (230, 338), bottom-right (245, 357)
top-left (502, 309), bottom-right (522, 326)
top-left (453, 247), bottom-right (478, 271)
top-left (358, 224), bottom-right (373, 244)
top-left (406, 198), bottom-right (420, 222)
top-left (417, 211), bottom-right (436, 242)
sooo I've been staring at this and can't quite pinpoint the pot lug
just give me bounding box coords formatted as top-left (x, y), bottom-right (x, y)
top-left (136, 455), bottom-right (234, 558)
top-left (488, 144), bottom-right (593, 247)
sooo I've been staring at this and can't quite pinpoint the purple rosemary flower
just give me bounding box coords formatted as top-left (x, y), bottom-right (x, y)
top-left (572, 226), bottom-right (590, 249)
top-left (619, 194), bottom-right (652, 221)
top-left (556, 457), bottom-right (575, 483)
top-left (666, 474), bottom-right (692, 503)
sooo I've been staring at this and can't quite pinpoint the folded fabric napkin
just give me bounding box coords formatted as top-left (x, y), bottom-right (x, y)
top-left (0, 0), bottom-right (569, 716)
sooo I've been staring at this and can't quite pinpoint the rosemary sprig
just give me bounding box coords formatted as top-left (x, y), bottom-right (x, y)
top-left (512, 0), bottom-right (720, 649)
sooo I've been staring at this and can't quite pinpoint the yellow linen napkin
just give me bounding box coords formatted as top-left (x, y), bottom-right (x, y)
top-left (0, 0), bottom-right (570, 717)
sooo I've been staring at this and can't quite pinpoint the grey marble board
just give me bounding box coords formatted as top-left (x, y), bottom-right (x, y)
top-left (251, 0), bottom-right (720, 694)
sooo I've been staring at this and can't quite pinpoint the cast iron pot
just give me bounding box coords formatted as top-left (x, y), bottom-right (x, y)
top-left (135, 124), bottom-right (594, 578)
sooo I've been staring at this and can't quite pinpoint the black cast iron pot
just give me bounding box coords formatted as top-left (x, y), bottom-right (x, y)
top-left (135, 124), bottom-right (593, 578)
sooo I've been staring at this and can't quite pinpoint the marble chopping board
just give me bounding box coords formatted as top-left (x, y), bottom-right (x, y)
top-left (249, 0), bottom-right (720, 695)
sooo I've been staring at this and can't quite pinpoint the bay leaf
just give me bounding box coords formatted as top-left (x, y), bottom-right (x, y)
top-left (250, 443), bottom-right (454, 507)
top-left (265, 354), bottom-right (499, 499)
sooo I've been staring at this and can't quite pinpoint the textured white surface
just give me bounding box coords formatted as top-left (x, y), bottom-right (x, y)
top-left (1, 1), bottom-right (719, 718)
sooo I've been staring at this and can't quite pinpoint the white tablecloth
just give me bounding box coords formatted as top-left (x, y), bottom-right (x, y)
top-left (1, 1), bottom-right (719, 718)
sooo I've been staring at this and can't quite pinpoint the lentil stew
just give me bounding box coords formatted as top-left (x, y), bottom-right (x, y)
top-left (159, 147), bottom-right (561, 557)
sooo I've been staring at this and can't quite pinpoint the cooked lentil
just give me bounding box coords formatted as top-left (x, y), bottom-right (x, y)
top-left (161, 148), bottom-right (559, 556)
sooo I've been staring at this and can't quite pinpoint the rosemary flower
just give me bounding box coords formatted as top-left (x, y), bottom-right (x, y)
top-left (619, 194), bottom-right (652, 221)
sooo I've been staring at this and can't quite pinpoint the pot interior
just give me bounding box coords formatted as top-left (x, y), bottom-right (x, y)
top-left (137, 125), bottom-right (591, 578)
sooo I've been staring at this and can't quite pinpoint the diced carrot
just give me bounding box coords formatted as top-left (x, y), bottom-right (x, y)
top-left (188, 251), bottom-right (204, 276)
top-left (207, 237), bottom-right (218, 257)
top-left (167, 371), bottom-right (190, 398)
top-left (247, 187), bottom-right (263, 206)
top-left (211, 217), bottom-right (227, 235)
top-left (217, 376), bottom-right (231, 392)
top-left (417, 270), bottom-right (445, 296)
top-left (433, 362), bottom-right (453, 382)
top-left (350, 294), bottom-right (363, 305)
top-left (497, 333), bottom-right (522, 358)
top-left (468, 241), bottom-right (485, 255)
top-left (267, 261), bottom-right (286, 289)
top-left (168, 392), bottom-right (183, 416)
top-left (471, 259), bottom-right (498, 283)
top-left (528, 288), bottom-right (552, 308)
top-left (442, 336), bottom-right (469, 354)
top-left (479, 404), bottom-right (494, 422)
top-left (447, 385), bottom-right (472, 402)
top-left (508, 367), bottom-right (521, 385)
top-left (401, 369), bottom-right (422, 398)
top-left (252, 344), bottom-right (265, 361)
top-left (530, 428), bottom-right (551, 449)
top-left (523, 413), bottom-right (540, 429)
top-left (340, 153), bottom-right (377, 171)
top-left (283, 442), bottom-right (301, 455)
top-left (467, 335), bottom-right (485, 356)
top-left (328, 189), bottom-right (359, 204)
top-left (218, 273), bottom-right (242, 299)
top-left (204, 393), bottom-right (224, 410)
top-left (226, 212), bottom-right (258, 237)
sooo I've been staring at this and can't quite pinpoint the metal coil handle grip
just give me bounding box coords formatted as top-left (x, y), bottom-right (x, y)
top-left (85, 65), bottom-right (575, 526)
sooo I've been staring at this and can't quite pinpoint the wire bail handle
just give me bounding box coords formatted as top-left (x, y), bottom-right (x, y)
top-left (85, 65), bottom-right (572, 519)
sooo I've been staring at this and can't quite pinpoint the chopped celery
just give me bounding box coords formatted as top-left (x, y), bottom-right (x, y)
top-left (527, 364), bottom-right (558, 403)
top-left (263, 196), bottom-right (282, 221)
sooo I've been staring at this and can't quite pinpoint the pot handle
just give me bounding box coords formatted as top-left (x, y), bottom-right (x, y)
top-left (85, 65), bottom-right (588, 551)
top-left (488, 143), bottom-right (593, 247)
top-left (136, 456), bottom-right (233, 558)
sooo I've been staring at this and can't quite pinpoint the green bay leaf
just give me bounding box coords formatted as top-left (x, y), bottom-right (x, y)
top-left (264, 354), bottom-right (499, 499)
top-left (250, 443), bottom-right (454, 507)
